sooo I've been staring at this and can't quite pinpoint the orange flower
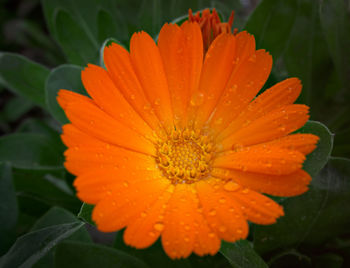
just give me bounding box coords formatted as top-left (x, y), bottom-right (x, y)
top-left (189, 8), bottom-right (235, 52)
top-left (57, 17), bottom-right (318, 259)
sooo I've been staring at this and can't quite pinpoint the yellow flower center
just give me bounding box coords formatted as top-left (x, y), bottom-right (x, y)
top-left (156, 129), bottom-right (214, 184)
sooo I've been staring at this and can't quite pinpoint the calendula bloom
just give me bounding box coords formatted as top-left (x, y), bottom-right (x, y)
top-left (189, 8), bottom-right (235, 52)
top-left (57, 12), bottom-right (319, 259)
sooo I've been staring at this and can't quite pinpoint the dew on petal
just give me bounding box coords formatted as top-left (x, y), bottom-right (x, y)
top-left (154, 223), bottom-right (164, 232)
top-left (209, 209), bottom-right (217, 216)
top-left (190, 91), bottom-right (204, 106)
top-left (224, 181), bottom-right (240, 192)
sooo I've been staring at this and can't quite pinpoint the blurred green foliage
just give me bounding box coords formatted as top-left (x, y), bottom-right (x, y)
top-left (0, 0), bottom-right (349, 267)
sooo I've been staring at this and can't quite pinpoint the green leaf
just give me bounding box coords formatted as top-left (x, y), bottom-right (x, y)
top-left (16, 118), bottom-right (62, 142)
top-left (313, 253), bottom-right (344, 268)
top-left (31, 207), bottom-right (90, 241)
top-left (0, 53), bottom-right (50, 108)
top-left (320, 0), bottom-right (350, 96)
top-left (297, 121), bottom-right (334, 177)
top-left (0, 163), bottom-right (18, 255)
top-left (114, 233), bottom-right (192, 268)
top-left (13, 168), bottom-right (81, 213)
top-left (245, 0), bottom-right (298, 61)
top-left (45, 64), bottom-right (87, 124)
top-left (55, 241), bottom-right (149, 268)
top-left (131, 0), bottom-right (243, 38)
top-left (220, 240), bottom-right (268, 268)
top-left (30, 207), bottom-right (91, 268)
top-left (253, 157), bottom-right (350, 254)
top-left (41, 0), bottom-right (127, 65)
top-left (268, 249), bottom-right (311, 268)
top-left (3, 96), bottom-right (34, 122)
top-left (77, 203), bottom-right (95, 226)
top-left (0, 222), bottom-right (84, 268)
top-left (0, 133), bottom-right (64, 169)
top-left (282, 0), bottom-right (334, 108)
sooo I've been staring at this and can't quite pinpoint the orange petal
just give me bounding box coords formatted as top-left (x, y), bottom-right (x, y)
top-left (218, 78), bottom-right (302, 140)
top-left (61, 124), bottom-right (105, 148)
top-left (196, 178), bottom-right (249, 242)
top-left (264, 133), bottom-right (319, 155)
top-left (192, 208), bottom-right (221, 256)
top-left (57, 89), bottom-right (93, 109)
top-left (64, 141), bottom-right (156, 176)
top-left (229, 188), bottom-right (284, 224)
top-left (62, 124), bottom-right (157, 177)
top-left (234, 31), bottom-right (256, 63)
top-left (190, 33), bottom-right (236, 128)
top-left (162, 184), bottom-right (197, 259)
top-left (212, 168), bottom-right (311, 197)
top-left (181, 21), bottom-right (203, 100)
top-left (81, 64), bottom-right (155, 141)
top-left (92, 175), bottom-right (170, 232)
top-left (158, 22), bottom-right (203, 129)
top-left (103, 43), bottom-right (162, 132)
top-left (58, 90), bottom-right (155, 156)
top-left (220, 104), bottom-right (310, 151)
top-left (124, 185), bottom-right (174, 249)
top-left (130, 31), bottom-right (173, 130)
top-left (73, 169), bottom-right (120, 204)
top-left (214, 145), bottom-right (306, 175)
top-left (209, 49), bottom-right (272, 133)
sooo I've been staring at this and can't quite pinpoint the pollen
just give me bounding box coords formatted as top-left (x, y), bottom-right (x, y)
top-left (156, 129), bottom-right (214, 184)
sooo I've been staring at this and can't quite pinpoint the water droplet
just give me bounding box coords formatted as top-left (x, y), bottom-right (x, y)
top-left (214, 117), bottom-right (223, 125)
top-left (143, 104), bottom-right (151, 110)
top-left (278, 125), bottom-right (286, 131)
top-left (232, 143), bottom-right (243, 151)
top-left (123, 181), bottom-right (129, 187)
top-left (208, 232), bottom-right (215, 238)
top-left (224, 100), bottom-right (232, 106)
top-left (209, 209), bottom-right (216, 216)
top-left (154, 223), bottom-right (164, 231)
top-left (190, 91), bottom-right (204, 106)
top-left (130, 94), bottom-right (136, 100)
top-left (154, 98), bottom-right (161, 106)
top-left (229, 84), bottom-right (238, 92)
top-left (242, 188), bottom-right (249, 194)
top-left (207, 93), bottom-right (215, 100)
top-left (219, 226), bottom-right (227, 232)
top-left (184, 237), bottom-right (190, 242)
top-left (141, 212), bottom-right (147, 218)
top-left (219, 198), bottom-right (226, 204)
top-left (248, 54), bottom-right (256, 62)
top-left (224, 181), bottom-right (240, 192)
top-left (149, 231), bottom-right (156, 237)
top-left (236, 228), bottom-right (243, 234)
top-left (185, 225), bottom-right (190, 231)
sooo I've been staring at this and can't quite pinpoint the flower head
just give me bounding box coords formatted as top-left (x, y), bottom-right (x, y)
top-left (189, 8), bottom-right (235, 52)
top-left (57, 12), bottom-right (318, 259)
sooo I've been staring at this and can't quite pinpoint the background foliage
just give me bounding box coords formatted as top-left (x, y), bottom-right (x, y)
top-left (0, 0), bottom-right (349, 267)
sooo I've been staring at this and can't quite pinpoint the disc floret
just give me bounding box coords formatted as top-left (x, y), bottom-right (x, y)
top-left (156, 128), bottom-right (214, 184)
